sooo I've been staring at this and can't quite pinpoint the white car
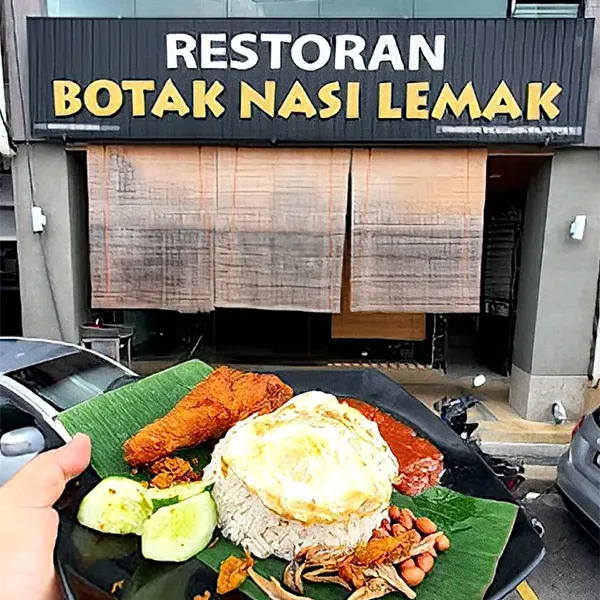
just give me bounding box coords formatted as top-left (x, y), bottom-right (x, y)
top-left (0, 337), bottom-right (139, 485)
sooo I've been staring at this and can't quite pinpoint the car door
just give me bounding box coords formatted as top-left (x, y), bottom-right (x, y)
top-left (0, 385), bottom-right (40, 484)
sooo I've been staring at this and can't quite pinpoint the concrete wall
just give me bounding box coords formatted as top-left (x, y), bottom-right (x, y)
top-left (532, 150), bottom-right (600, 374)
top-left (11, 143), bottom-right (89, 342)
top-left (4, 1), bottom-right (90, 343)
top-left (512, 159), bottom-right (551, 374)
top-left (511, 148), bottom-right (600, 421)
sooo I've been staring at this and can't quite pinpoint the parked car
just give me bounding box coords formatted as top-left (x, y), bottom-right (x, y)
top-left (556, 406), bottom-right (600, 541)
top-left (0, 337), bottom-right (140, 485)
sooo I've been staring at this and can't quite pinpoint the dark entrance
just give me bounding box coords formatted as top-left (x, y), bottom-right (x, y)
top-left (0, 240), bottom-right (22, 336)
top-left (445, 154), bottom-right (551, 377)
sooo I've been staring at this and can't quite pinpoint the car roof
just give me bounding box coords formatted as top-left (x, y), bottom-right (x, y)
top-left (0, 337), bottom-right (82, 375)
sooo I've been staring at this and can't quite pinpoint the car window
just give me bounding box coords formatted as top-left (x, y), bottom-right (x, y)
top-left (7, 351), bottom-right (129, 411)
top-left (0, 387), bottom-right (36, 435)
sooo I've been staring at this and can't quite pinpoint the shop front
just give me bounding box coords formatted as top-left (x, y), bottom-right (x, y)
top-left (22, 16), bottom-right (598, 419)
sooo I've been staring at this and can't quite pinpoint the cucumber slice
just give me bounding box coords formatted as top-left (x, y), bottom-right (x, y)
top-left (145, 481), bottom-right (209, 504)
top-left (77, 476), bottom-right (152, 536)
top-left (141, 492), bottom-right (217, 562)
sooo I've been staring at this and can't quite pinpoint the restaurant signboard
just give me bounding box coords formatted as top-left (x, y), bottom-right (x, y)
top-left (28, 17), bottom-right (594, 144)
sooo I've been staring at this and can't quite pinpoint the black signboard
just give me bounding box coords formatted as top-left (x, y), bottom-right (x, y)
top-left (28, 17), bottom-right (594, 144)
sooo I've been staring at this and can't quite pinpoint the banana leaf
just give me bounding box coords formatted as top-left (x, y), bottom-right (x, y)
top-left (58, 360), bottom-right (518, 599)
top-left (57, 360), bottom-right (213, 478)
top-left (197, 487), bottom-right (518, 600)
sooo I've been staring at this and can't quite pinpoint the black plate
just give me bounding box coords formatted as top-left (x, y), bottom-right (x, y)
top-left (55, 368), bottom-right (545, 600)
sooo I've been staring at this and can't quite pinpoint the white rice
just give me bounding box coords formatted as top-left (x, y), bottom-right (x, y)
top-left (205, 437), bottom-right (389, 560)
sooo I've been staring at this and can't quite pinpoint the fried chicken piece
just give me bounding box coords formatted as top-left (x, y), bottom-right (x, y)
top-left (123, 367), bottom-right (293, 466)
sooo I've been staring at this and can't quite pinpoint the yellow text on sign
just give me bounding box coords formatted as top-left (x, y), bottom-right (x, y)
top-left (52, 78), bottom-right (562, 122)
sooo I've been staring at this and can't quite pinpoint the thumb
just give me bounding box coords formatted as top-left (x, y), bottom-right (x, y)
top-left (0, 433), bottom-right (91, 508)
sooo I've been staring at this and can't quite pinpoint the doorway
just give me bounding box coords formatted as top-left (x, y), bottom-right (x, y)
top-left (445, 154), bottom-right (551, 378)
top-left (0, 240), bottom-right (22, 336)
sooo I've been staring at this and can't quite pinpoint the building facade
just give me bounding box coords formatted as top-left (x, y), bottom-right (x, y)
top-left (2, 0), bottom-right (599, 422)
top-left (0, 9), bottom-right (18, 336)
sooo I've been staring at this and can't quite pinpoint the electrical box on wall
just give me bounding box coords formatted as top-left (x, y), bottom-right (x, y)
top-left (569, 215), bottom-right (586, 241)
top-left (31, 206), bottom-right (47, 233)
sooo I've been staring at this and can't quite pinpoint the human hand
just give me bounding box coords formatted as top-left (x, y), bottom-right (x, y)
top-left (0, 433), bottom-right (91, 600)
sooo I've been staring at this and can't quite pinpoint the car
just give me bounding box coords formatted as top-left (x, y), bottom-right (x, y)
top-left (0, 337), bottom-right (140, 486)
top-left (556, 406), bottom-right (600, 541)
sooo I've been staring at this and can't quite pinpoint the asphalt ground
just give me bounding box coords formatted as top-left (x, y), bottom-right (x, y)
top-left (505, 481), bottom-right (599, 600)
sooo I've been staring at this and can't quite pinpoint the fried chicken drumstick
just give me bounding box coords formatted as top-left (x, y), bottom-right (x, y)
top-left (123, 366), bottom-right (293, 466)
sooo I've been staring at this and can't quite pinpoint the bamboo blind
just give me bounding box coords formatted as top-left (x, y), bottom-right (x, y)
top-left (88, 146), bottom-right (485, 317)
top-left (332, 231), bottom-right (427, 339)
top-left (214, 148), bottom-right (351, 312)
top-left (88, 146), bottom-right (350, 313)
top-left (87, 145), bottom-right (216, 311)
top-left (350, 148), bottom-right (487, 313)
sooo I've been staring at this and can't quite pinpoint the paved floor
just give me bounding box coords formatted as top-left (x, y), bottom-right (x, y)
top-left (505, 482), bottom-right (599, 600)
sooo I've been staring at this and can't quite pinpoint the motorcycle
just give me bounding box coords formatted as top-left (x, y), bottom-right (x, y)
top-left (434, 375), bottom-right (526, 494)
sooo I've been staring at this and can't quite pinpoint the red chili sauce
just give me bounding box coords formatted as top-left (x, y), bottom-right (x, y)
top-left (342, 398), bottom-right (444, 496)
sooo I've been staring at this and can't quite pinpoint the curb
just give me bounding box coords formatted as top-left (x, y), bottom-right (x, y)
top-left (480, 442), bottom-right (568, 466)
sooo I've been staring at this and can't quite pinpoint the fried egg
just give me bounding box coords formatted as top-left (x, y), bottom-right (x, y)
top-left (211, 391), bottom-right (399, 525)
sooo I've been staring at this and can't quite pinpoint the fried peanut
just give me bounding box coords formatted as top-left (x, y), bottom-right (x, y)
top-left (401, 566), bottom-right (425, 587)
top-left (381, 518), bottom-right (392, 533)
top-left (416, 553), bottom-right (435, 573)
top-left (435, 534), bottom-right (451, 552)
top-left (415, 517), bottom-right (438, 535)
top-left (398, 509), bottom-right (414, 530)
top-left (388, 506), bottom-right (401, 521)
